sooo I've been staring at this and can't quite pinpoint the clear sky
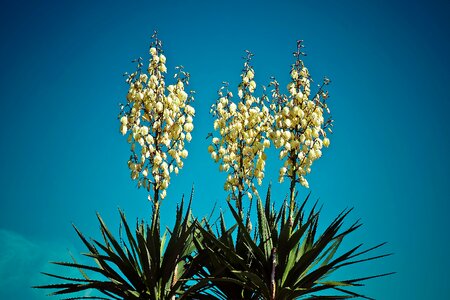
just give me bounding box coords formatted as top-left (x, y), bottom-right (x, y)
top-left (0, 0), bottom-right (449, 299)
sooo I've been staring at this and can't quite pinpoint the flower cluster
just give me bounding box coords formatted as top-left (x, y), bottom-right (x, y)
top-left (209, 52), bottom-right (273, 209)
top-left (269, 41), bottom-right (332, 189)
top-left (209, 45), bottom-right (333, 209)
top-left (119, 34), bottom-right (195, 202)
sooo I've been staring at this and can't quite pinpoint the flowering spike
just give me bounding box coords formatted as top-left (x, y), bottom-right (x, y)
top-left (269, 41), bottom-right (333, 215)
top-left (119, 35), bottom-right (195, 203)
top-left (209, 52), bottom-right (274, 213)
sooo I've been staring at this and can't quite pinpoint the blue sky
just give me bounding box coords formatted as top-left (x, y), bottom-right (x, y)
top-left (0, 0), bottom-right (449, 299)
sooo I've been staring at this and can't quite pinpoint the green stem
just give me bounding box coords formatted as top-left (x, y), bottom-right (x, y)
top-left (288, 151), bottom-right (297, 228)
top-left (237, 141), bottom-right (245, 217)
top-left (270, 247), bottom-right (277, 300)
top-left (151, 185), bottom-right (160, 234)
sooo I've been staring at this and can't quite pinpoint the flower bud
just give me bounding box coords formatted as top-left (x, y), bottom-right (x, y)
top-left (246, 69), bottom-right (254, 80)
top-left (291, 69), bottom-right (298, 80)
top-left (121, 124), bottom-right (129, 135)
top-left (229, 102), bottom-right (237, 113)
top-left (186, 132), bottom-right (192, 142)
top-left (211, 151), bottom-right (218, 161)
top-left (156, 102), bottom-right (163, 112)
top-left (140, 126), bottom-right (149, 136)
top-left (154, 154), bottom-right (162, 165)
top-left (183, 123), bottom-right (194, 132)
top-left (238, 89), bottom-right (243, 99)
top-left (159, 64), bottom-right (167, 73)
top-left (185, 105), bottom-right (195, 116)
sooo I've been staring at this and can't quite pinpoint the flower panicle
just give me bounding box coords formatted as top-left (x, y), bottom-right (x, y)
top-left (270, 43), bottom-right (333, 189)
top-left (119, 35), bottom-right (195, 202)
top-left (208, 52), bottom-right (273, 209)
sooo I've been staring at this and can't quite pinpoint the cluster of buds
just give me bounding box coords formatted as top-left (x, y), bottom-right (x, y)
top-left (208, 51), bottom-right (273, 211)
top-left (269, 40), bottom-right (333, 189)
top-left (119, 33), bottom-right (195, 202)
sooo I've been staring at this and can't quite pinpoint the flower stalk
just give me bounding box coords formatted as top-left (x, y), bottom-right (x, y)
top-left (119, 31), bottom-right (195, 212)
top-left (269, 40), bottom-right (333, 223)
top-left (209, 51), bottom-right (273, 215)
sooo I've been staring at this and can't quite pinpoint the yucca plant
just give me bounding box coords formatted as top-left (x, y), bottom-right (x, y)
top-left (192, 186), bottom-right (393, 299)
top-left (35, 35), bottom-right (392, 299)
top-left (35, 33), bottom-right (206, 299)
top-left (35, 195), bottom-right (201, 299)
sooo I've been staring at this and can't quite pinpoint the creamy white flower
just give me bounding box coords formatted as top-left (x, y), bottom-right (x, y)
top-left (185, 105), bottom-right (195, 116)
top-left (140, 126), bottom-right (149, 136)
top-left (186, 132), bottom-right (192, 142)
top-left (159, 64), bottom-right (167, 73)
top-left (183, 123), bottom-right (194, 132)
top-left (238, 89), bottom-right (243, 99)
top-left (181, 149), bottom-right (188, 158)
top-left (154, 154), bottom-right (162, 165)
top-left (211, 151), bottom-right (218, 160)
top-left (155, 102), bottom-right (163, 112)
top-left (291, 69), bottom-right (298, 80)
top-left (247, 69), bottom-right (254, 80)
top-left (229, 102), bottom-right (237, 113)
top-left (179, 91), bottom-right (188, 101)
top-left (120, 124), bottom-right (127, 135)
top-left (300, 177), bottom-right (309, 188)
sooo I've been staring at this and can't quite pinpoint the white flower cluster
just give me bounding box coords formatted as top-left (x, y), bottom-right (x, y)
top-left (209, 59), bottom-right (272, 205)
top-left (210, 45), bottom-right (333, 204)
top-left (119, 42), bottom-right (194, 202)
top-left (269, 56), bottom-right (332, 189)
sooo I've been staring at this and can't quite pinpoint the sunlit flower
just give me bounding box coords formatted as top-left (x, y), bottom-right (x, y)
top-left (119, 36), bottom-right (195, 202)
top-left (268, 42), bottom-right (333, 191)
top-left (209, 55), bottom-right (273, 207)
